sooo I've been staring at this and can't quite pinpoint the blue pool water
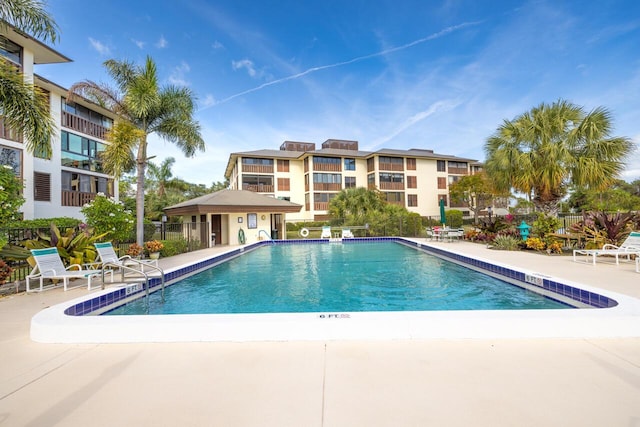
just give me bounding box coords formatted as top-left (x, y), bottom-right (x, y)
top-left (106, 242), bottom-right (569, 315)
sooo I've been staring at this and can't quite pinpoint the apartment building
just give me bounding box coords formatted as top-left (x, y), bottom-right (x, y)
top-left (1, 25), bottom-right (118, 220)
top-left (225, 139), bottom-right (482, 221)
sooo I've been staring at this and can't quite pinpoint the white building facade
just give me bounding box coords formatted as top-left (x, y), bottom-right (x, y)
top-left (1, 25), bottom-right (118, 220)
top-left (225, 139), bottom-right (482, 221)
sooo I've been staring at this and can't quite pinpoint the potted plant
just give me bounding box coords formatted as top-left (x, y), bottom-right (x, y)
top-left (126, 243), bottom-right (144, 258)
top-left (144, 240), bottom-right (164, 259)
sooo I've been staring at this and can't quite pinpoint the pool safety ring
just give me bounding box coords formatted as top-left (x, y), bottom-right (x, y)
top-left (300, 228), bottom-right (309, 238)
top-left (238, 228), bottom-right (246, 244)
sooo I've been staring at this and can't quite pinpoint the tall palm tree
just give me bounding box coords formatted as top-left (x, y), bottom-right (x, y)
top-left (0, 0), bottom-right (59, 157)
top-left (147, 157), bottom-right (176, 198)
top-left (69, 56), bottom-right (205, 245)
top-left (484, 99), bottom-right (634, 215)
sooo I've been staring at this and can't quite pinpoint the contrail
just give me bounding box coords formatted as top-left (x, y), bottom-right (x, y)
top-left (202, 21), bottom-right (481, 109)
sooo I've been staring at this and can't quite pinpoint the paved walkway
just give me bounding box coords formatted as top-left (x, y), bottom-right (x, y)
top-left (1, 242), bottom-right (639, 426)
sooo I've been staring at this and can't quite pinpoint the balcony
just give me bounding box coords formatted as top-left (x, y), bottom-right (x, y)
top-left (379, 182), bottom-right (405, 190)
top-left (242, 183), bottom-right (274, 193)
top-left (379, 162), bottom-right (404, 171)
top-left (61, 190), bottom-right (103, 207)
top-left (448, 167), bottom-right (468, 175)
top-left (314, 202), bottom-right (329, 211)
top-left (0, 117), bottom-right (23, 143)
top-left (313, 183), bottom-right (341, 191)
top-left (242, 164), bottom-right (274, 173)
top-left (313, 163), bottom-right (341, 172)
top-left (61, 111), bottom-right (108, 140)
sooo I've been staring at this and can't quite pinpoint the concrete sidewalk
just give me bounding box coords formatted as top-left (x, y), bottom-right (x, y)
top-left (1, 242), bottom-right (639, 426)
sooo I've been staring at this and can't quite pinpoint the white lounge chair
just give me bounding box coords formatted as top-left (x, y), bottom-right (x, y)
top-left (320, 226), bottom-right (332, 239)
top-left (341, 228), bottom-right (354, 238)
top-left (94, 242), bottom-right (158, 272)
top-left (26, 247), bottom-right (113, 292)
top-left (573, 231), bottom-right (640, 265)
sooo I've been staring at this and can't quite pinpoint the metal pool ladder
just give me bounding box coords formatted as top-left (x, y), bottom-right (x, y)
top-left (101, 260), bottom-right (165, 303)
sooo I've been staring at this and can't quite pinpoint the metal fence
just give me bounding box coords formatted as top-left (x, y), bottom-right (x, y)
top-left (1, 222), bottom-right (211, 283)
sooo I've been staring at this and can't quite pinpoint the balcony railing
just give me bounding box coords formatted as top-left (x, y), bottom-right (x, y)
top-left (379, 162), bottom-right (404, 171)
top-left (379, 182), bottom-right (405, 190)
top-left (242, 183), bottom-right (274, 193)
top-left (313, 163), bottom-right (341, 172)
top-left (314, 202), bottom-right (329, 211)
top-left (313, 183), bottom-right (341, 191)
top-left (0, 117), bottom-right (23, 142)
top-left (242, 164), bottom-right (274, 173)
top-left (61, 190), bottom-right (102, 207)
top-left (61, 111), bottom-right (108, 140)
top-left (448, 167), bottom-right (468, 175)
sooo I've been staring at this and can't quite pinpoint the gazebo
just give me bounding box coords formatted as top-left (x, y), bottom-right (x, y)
top-left (163, 190), bottom-right (302, 246)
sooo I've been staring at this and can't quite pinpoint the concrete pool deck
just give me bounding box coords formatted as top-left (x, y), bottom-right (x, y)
top-left (1, 241), bottom-right (639, 426)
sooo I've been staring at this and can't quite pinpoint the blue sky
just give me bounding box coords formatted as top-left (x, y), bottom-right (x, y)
top-left (38, 0), bottom-right (640, 185)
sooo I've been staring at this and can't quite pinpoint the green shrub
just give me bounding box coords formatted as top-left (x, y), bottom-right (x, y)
top-left (160, 239), bottom-right (188, 257)
top-left (445, 210), bottom-right (463, 228)
top-left (491, 235), bottom-right (521, 251)
top-left (81, 194), bottom-right (134, 243)
top-left (4, 217), bottom-right (81, 229)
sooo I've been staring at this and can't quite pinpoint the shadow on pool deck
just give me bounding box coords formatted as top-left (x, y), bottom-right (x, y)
top-left (1, 240), bottom-right (639, 426)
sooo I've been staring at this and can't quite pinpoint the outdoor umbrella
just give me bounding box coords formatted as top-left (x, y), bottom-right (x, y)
top-left (439, 198), bottom-right (446, 226)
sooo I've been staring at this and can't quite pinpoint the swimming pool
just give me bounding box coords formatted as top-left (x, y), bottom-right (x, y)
top-left (106, 241), bottom-right (569, 315)
top-left (31, 238), bottom-right (640, 343)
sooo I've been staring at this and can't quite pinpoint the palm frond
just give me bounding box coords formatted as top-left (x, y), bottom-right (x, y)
top-left (0, 0), bottom-right (59, 43)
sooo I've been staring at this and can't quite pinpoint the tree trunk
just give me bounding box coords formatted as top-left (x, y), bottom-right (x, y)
top-left (136, 137), bottom-right (147, 246)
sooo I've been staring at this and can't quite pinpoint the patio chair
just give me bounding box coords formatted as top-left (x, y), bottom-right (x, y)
top-left (320, 226), bottom-right (332, 239)
top-left (341, 228), bottom-right (354, 238)
top-left (447, 228), bottom-right (464, 242)
top-left (26, 247), bottom-right (113, 292)
top-left (94, 242), bottom-right (158, 273)
top-left (573, 231), bottom-right (640, 265)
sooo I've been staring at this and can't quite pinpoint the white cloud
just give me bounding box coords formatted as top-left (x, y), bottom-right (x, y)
top-left (232, 59), bottom-right (257, 77)
top-left (168, 61), bottom-right (191, 86)
top-left (132, 39), bottom-right (145, 49)
top-left (212, 40), bottom-right (224, 50)
top-left (156, 35), bottom-right (168, 48)
top-left (88, 37), bottom-right (111, 55)
top-left (200, 94), bottom-right (217, 107)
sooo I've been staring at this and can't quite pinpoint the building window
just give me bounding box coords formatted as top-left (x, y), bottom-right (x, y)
top-left (277, 177), bottom-right (290, 191)
top-left (406, 158), bottom-right (416, 170)
top-left (242, 175), bottom-right (274, 192)
top-left (379, 156), bottom-right (404, 171)
top-left (384, 192), bottom-right (405, 205)
top-left (344, 158), bottom-right (355, 171)
top-left (448, 161), bottom-right (468, 174)
top-left (437, 160), bottom-right (446, 172)
top-left (0, 35), bottom-right (22, 65)
top-left (61, 131), bottom-right (106, 172)
top-left (448, 175), bottom-right (461, 185)
top-left (277, 159), bottom-right (289, 172)
top-left (437, 177), bottom-right (447, 189)
top-left (313, 173), bottom-right (341, 191)
top-left (345, 176), bottom-right (356, 188)
top-left (313, 156), bottom-right (341, 171)
top-left (61, 171), bottom-right (113, 206)
top-left (438, 194), bottom-right (448, 206)
top-left (0, 145), bottom-right (21, 175)
top-left (407, 176), bottom-right (417, 188)
top-left (62, 98), bottom-right (113, 129)
top-left (367, 173), bottom-right (375, 189)
top-left (367, 157), bottom-right (375, 172)
top-left (34, 172), bottom-right (51, 201)
top-left (408, 194), bottom-right (418, 207)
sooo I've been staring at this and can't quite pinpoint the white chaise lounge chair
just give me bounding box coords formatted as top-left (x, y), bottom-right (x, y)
top-left (320, 226), bottom-right (332, 239)
top-left (341, 228), bottom-right (354, 238)
top-left (573, 231), bottom-right (640, 265)
top-left (94, 242), bottom-right (158, 272)
top-left (26, 247), bottom-right (113, 292)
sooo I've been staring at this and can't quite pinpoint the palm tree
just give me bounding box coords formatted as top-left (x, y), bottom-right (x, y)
top-left (329, 187), bottom-right (386, 224)
top-left (485, 99), bottom-right (634, 215)
top-left (147, 157), bottom-right (176, 198)
top-left (69, 56), bottom-right (205, 245)
top-left (0, 0), bottom-right (59, 157)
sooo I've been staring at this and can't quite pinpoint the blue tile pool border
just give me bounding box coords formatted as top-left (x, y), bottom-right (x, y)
top-left (64, 238), bottom-right (617, 317)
